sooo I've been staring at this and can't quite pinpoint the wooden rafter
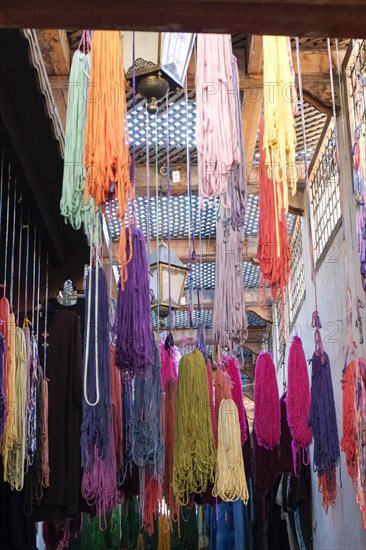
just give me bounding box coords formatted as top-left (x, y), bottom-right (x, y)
top-left (1, 0), bottom-right (365, 38)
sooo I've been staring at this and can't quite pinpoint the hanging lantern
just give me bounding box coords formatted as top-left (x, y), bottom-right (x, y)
top-left (149, 243), bottom-right (189, 318)
top-left (123, 32), bottom-right (195, 114)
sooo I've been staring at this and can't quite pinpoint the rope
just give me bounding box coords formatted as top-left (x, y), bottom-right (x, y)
top-left (173, 350), bottom-right (216, 505)
top-left (84, 31), bottom-right (133, 277)
top-left (263, 35), bottom-right (298, 210)
top-left (196, 34), bottom-right (240, 198)
top-left (212, 399), bottom-right (249, 503)
top-left (60, 49), bottom-right (94, 232)
top-left (9, 184), bottom-right (17, 309)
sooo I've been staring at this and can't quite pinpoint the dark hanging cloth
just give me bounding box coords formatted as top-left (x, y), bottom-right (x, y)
top-left (34, 309), bottom-right (84, 521)
top-left (0, 462), bottom-right (37, 550)
top-left (47, 297), bottom-right (86, 350)
top-left (253, 429), bottom-right (279, 497)
top-left (279, 393), bottom-right (295, 475)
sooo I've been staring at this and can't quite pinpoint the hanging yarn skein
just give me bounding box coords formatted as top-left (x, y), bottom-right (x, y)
top-left (115, 226), bottom-right (152, 380)
top-left (83, 30), bottom-right (133, 274)
top-left (213, 399), bottom-right (249, 503)
top-left (341, 360), bottom-right (358, 483)
top-left (81, 266), bottom-right (118, 524)
top-left (355, 357), bottom-right (366, 527)
top-left (308, 349), bottom-right (340, 513)
top-left (173, 350), bottom-right (216, 505)
top-left (254, 351), bottom-right (281, 450)
top-left (286, 335), bottom-right (312, 471)
top-left (225, 355), bottom-right (248, 445)
top-left (263, 35), bottom-right (298, 209)
top-left (196, 34), bottom-right (240, 198)
top-left (133, 338), bottom-right (165, 480)
top-left (213, 204), bottom-right (248, 351)
top-left (60, 47), bottom-right (95, 232)
top-left (257, 115), bottom-right (291, 301)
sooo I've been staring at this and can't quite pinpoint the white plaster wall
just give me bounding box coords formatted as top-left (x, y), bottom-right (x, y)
top-left (276, 112), bottom-right (366, 549)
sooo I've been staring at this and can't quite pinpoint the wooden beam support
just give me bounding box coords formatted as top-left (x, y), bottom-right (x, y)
top-left (110, 235), bottom-right (260, 264)
top-left (1, 1), bottom-right (365, 38)
top-left (242, 35), bottom-right (263, 174)
top-left (132, 162), bottom-right (306, 196)
top-left (35, 29), bottom-right (70, 128)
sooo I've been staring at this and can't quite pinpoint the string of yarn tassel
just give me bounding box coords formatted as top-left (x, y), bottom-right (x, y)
top-left (160, 335), bottom-right (178, 392)
top-left (355, 357), bottom-right (366, 527)
top-left (60, 48), bottom-right (95, 232)
top-left (215, 368), bottom-right (232, 428)
top-left (143, 469), bottom-right (162, 536)
top-left (110, 345), bottom-right (122, 471)
top-left (81, 267), bottom-right (117, 525)
top-left (81, 267), bottom-right (112, 466)
top-left (263, 35), bottom-right (298, 210)
top-left (0, 296), bottom-right (9, 426)
top-left (133, 338), bottom-right (165, 480)
top-left (254, 351), bottom-right (281, 450)
top-left (225, 355), bottom-right (248, 445)
top-left (162, 378), bottom-right (178, 519)
top-left (352, 67), bottom-right (366, 291)
top-left (257, 116), bottom-right (291, 302)
top-left (115, 226), bottom-right (152, 380)
top-left (5, 326), bottom-right (27, 490)
top-left (0, 334), bottom-right (5, 436)
top-left (212, 399), bottom-right (249, 503)
top-left (206, 358), bottom-right (217, 448)
top-left (173, 350), bottom-right (216, 505)
top-left (83, 30), bottom-right (133, 272)
top-left (286, 335), bottom-right (312, 472)
top-left (308, 350), bottom-right (340, 513)
top-left (196, 34), bottom-right (240, 198)
top-left (2, 311), bottom-right (16, 478)
top-left (341, 360), bottom-right (358, 482)
top-left (213, 206), bottom-right (248, 351)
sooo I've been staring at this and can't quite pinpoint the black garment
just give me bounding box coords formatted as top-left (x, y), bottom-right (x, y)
top-left (34, 309), bottom-right (83, 521)
top-left (0, 462), bottom-right (37, 550)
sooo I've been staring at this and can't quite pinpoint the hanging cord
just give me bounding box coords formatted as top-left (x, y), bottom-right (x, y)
top-left (185, 82), bottom-right (201, 325)
top-left (43, 252), bottom-right (49, 379)
top-left (0, 151), bottom-right (4, 248)
top-left (9, 183), bottom-right (17, 310)
top-left (165, 94), bottom-right (172, 332)
top-left (16, 198), bottom-right (23, 325)
top-left (3, 163), bottom-right (11, 296)
top-left (84, 219), bottom-right (100, 406)
top-left (31, 227), bottom-right (37, 331)
top-left (155, 108), bottom-right (160, 327)
top-left (145, 110), bottom-right (151, 260)
top-left (23, 212), bottom-right (31, 327)
top-left (36, 236), bottom-right (41, 338)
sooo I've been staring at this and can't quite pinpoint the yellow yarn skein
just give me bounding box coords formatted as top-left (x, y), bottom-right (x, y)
top-left (213, 399), bottom-right (249, 503)
top-left (173, 350), bottom-right (216, 506)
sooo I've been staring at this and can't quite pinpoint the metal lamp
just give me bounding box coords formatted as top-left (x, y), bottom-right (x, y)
top-left (149, 243), bottom-right (189, 318)
top-left (123, 32), bottom-right (195, 114)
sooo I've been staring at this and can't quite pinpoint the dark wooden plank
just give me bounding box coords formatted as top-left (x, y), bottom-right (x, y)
top-left (0, 1), bottom-right (365, 38)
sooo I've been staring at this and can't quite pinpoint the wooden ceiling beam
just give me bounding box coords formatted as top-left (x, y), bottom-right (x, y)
top-left (1, 1), bottom-right (365, 38)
